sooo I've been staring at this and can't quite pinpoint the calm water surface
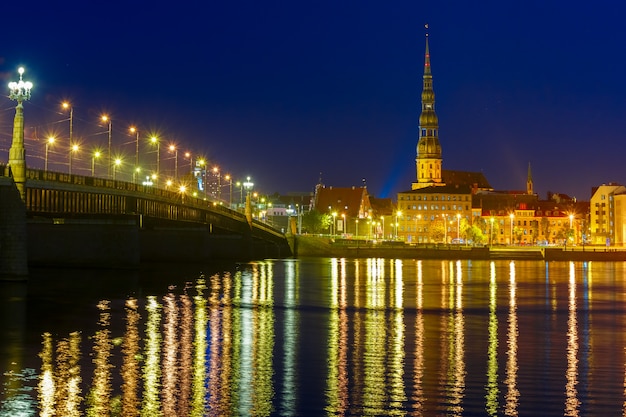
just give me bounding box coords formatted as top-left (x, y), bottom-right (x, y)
top-left (1, 258), bottom-right (626, 416)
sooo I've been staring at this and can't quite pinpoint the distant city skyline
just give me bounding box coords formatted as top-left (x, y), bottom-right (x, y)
top-left (2, 1), bottom-right (625, 200)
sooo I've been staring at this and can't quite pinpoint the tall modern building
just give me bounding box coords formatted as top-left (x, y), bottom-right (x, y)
top-left (412, 32), bottom-right (443, 190)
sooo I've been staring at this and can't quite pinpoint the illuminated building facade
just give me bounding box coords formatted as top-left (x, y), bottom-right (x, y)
top-left (397, 185), bottom-right (472, 243)
top-left (590, 183), bottom-right (626, 246)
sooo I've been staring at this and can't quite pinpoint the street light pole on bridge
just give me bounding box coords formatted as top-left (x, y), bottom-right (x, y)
top-left (7, 67), bottom-right (33, 201)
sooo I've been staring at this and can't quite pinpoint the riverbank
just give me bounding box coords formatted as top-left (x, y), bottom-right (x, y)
top-left (290, 235), bottom-right (626, 261)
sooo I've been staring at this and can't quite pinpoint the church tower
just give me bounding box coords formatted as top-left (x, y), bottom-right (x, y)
top-left (526, 162), bottom-right (534, 195)
top-left (412, 30), bottom-right (443, 190)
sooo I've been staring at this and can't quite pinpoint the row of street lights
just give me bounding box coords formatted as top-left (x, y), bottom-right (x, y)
top-left (5, 68), bottom-right (256, 208)
top-left (42, 118), bottom-right (201, 188)
top-left (44, 102), bottom-right (206, 184)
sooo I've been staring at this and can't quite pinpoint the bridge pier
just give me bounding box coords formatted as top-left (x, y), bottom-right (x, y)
top-left (0, 178), bottom-right (28, 279)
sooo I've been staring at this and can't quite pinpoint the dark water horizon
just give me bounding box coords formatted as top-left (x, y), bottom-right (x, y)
top-left (1, 258), bottom-right (625, 416)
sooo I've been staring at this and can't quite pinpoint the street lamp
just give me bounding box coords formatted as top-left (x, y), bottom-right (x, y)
top-left (113, 158), bottom-right (122, 180)
top-left (355, 219), bottom-right (359, 238)
top-left (395, 211), bottom-right (402, 240)
top-left (197, 158), bottom-right (206, 198)
top-left (224, 174), bottom-right (232, 208)
top-left (184, 152), bottom-right (193, 176)
top-left (129, 127), bottom-right (139, 177)
top-left (443, 213), bottom-right (448, 244)
top-left (416, 214), bottom-right (422, 244)
top-left (509, 213), bottom-right (515, 245)
top-left (92, 151), bottom-right (101, 176)
top-left (69, 144), bottom-right (79, 175)
top-left (243, 176), bottom-right (254, 195)
top-left (332, 212), bottom-right (337, 237)
top-left (62, 102), bottom-right (73, 146)
top-left (236, 181), bottom-right (242, 206)
top-left (456, 213), bottom-right (461, 243)
top-left (381, 216), bottom-right (385, 239)
top-left (490, 217), bottom-right (494, 247)
top-left (45, 137), bottom-right (55, 171)
top-left (150, 136), bottom-right (160, 182)
top-left (569, 214), bottom-right (575, 245)
top-left (7, 67), bottom-right (33, 200)
top-left (212, 166), bottom-right (221, 201)
top-left (243, 176), bottom-right (254, 222)
top-left (101, 115), bottom-right (112, 178)
top-left (169, 144), bottom-right (178, 179)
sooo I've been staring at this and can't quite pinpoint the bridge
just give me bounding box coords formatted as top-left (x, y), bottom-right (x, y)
top-left (0, 165), bottom-right (292, 278)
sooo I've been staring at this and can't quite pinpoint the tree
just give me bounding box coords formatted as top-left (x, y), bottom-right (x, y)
top-left (540, 218), bottom-right (551, 244)
top-left (429, 218), bottom-right (445, 243)
top-left (465, 224), bottom-right (486, 245)
top-left (301, 210), bottom-right (332, 234)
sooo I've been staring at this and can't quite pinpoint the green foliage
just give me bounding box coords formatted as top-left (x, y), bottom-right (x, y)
top-left (465, 224), bottom-right (485, 245)
top-left (301, 210), bottom-right (332, 234)
top-left (429, 218), bottom-right (445, 243)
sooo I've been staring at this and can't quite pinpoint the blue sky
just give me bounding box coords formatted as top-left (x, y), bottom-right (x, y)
top-left (2, 1), bottom-right (625, 200)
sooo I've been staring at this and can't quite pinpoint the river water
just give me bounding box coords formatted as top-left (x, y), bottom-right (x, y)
top-left (1, 258), bottom-right (625, 416)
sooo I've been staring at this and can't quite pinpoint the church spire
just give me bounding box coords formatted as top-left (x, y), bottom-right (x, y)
top-left (527, 162), bottom-right (534, 195)
top-left (424, 28), bottom-right (431, 76)
top-left (413, 25), bottom-right (443, 190)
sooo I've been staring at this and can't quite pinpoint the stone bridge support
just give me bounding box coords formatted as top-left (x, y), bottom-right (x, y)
top-left (0, 178), bottom-right (28, 279)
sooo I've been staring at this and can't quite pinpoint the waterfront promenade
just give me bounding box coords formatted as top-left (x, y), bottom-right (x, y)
top-left (291, 235), bottom-right (626, 261)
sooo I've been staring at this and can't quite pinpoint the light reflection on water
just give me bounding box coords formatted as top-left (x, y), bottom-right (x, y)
top-left (1, 259), bottom-right (626, 416)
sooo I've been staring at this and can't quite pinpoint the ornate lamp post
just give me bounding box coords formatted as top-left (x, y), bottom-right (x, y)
top-left (101, 115), bottom-right (112, 178)
top-left (457, 213), bottom-right (461, 243)
top-left (7, 67), bottom-right (33, 200)
top-left (243, 176), bottom-right (254, 224)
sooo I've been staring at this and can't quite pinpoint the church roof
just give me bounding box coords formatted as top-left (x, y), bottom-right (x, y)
top-left (312, 186), bottom-right (369, 218)
top-left (369, 197), bottom-right (395, 216)
top-left (400, 184), bottom-right (472, 195)
top-left (442, 170), bottom-right (493, 190)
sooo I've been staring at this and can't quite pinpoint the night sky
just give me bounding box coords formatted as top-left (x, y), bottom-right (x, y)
top-left (2, 1), bottom-right (625, 201)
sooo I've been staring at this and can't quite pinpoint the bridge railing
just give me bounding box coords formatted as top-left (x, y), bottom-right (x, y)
top-left (0, 164), bottom-right (285, 239)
